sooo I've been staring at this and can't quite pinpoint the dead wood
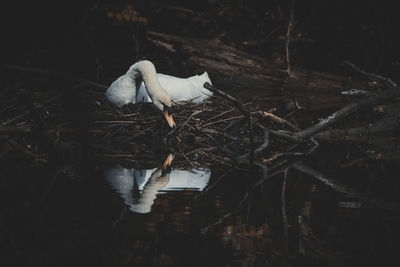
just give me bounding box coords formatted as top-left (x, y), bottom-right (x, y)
top-left (0, 126), bottom-right (32, 135)
top-left (285, 0), bottom-right (296, 77)
top-left (292, 163), bottom-right (352, 194)
top-left (2, 35), bottom-right (398, 169)
top-left (147, 31), bottom-right (365, 110)
top-left (314, 115), bottom-right (400, 140)
top-left (293, 86), bottom-right (400, 141)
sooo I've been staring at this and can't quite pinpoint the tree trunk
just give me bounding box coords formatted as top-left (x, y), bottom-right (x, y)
top-left (147, 31), bottom-right (366, 110)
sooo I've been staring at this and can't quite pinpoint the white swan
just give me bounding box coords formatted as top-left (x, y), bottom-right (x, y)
top-left (106, 60), bottom-right (213, 128)
top-left (104, 155), bottom-right (211, 214)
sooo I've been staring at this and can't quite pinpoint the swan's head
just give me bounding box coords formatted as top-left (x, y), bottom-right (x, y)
top-left (152, 94), bottom-right (176, 128)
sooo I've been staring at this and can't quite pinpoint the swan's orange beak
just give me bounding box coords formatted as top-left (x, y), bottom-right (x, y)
top-left (163, 110), bottom-right (176, 128)
top-left (162, 153), bottom-right (175, 171)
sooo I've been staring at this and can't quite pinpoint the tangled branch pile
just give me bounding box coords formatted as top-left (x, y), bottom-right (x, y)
top-left (1, 62), bottom-right (399, 170)
top-left (92, 85), bottom-right (289, 167)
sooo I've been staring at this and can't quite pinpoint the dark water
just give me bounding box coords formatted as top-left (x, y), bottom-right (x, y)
top-left (2, 141), bottom-right (399, 267)
top-left (2, 1), bottom-right (400, 266)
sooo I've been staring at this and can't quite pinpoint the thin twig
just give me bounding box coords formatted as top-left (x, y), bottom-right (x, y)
top-left (177, 145), bottom-right (199, 168)
top-left (194, 125), bottom-right (243, 164)
top-left (292, 162), bottom-right (351, 194)
top-left (239, 123), bottom-right (270, 160)
top-left (197, 150), bottom-right (234, 167)
top-left (285, 0), bottom-right (296, 77)
top-left (201, 114), bottom-right (245, 127)
top-left (178, 109), bottom-right (203, 132)
top-left (94, 120), bottom-right (138, 124)
top-left (344, 60), bottom-right (398, 88)
top-left (204, 82), bottom-right (255, 162)
top-left (1, 114), bottom-right (23, 126)
top-left (205, 108), bottom-right (235, 121)
top-left (258, 111), bottom-right (300, 131)
top-left (223, 116), bottom-right (247, 132)
top-left (282, 169), bottom-right (289, 251)
top-left (201, 159), bottom-right (298, 233)
top-left (254, 123), bottom-right (270, 154)
top-left (194, 169), bottom-right (233, 199)
top-left (0, 126), bottom-right (31, 135)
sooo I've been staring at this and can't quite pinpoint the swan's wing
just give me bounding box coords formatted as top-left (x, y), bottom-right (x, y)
top-left (104, 167), bottom-right (134, 195)
top-left (136, 74), bottom-right (181, 103)
top-left (137, 73), bottom-right (190, 103)
top-left (105, 167), bottom-right (156, 191)
top-left (157, 74), bottom-right (192, 102)
top-left (161, 168), bottom-right (211, 191)
top-left (157, 74), bottom-right (211, 103)
top-left (136, 73), bottom-right (212, 103)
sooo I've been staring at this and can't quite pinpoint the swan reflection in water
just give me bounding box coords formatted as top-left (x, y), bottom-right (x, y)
top-left (105, 155), bottom-right (211, 213)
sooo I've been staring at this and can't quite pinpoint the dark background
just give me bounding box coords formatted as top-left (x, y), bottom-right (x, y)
top-left (1, 1), bottom-right (400, 267)
top-left (2, 0), bottom-right (399, 83)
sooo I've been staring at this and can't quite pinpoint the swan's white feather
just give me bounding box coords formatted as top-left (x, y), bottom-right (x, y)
top-left (105, 166), bottom-right (211, 213)
top-left (106, 61), bottom-right (213, 107)
top-left (106, 74), bottom-right (137, 107)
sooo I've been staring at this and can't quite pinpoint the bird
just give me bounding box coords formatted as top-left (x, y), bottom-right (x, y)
top-left (104, 154), bottom-right (211, 213)
top-left (106, 60), bottom-right (213, 128)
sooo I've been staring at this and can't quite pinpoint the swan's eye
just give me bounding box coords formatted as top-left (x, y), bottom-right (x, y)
top-left (163, 104), bottom-right (173, 115)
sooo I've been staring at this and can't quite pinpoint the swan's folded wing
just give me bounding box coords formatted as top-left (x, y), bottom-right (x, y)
top-left (104, 167), bottom-right (134, 195)
top-left (161, 168), bottom-right (211, 191)
top-left (157, 73), bottom-right (212, 103)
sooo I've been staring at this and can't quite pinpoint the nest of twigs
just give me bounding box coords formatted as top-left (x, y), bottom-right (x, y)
top-left (3, 64), bottom-right (396, 170)
top-left (90, 83), bottom-right (315, 168)
top-left (0, 74), bottom-right (312, 172)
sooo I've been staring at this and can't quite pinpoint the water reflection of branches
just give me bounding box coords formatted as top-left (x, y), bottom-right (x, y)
top-left (201, 150), bottom-right (381, 234)
top-left (201, 158), bottom-right (296, 233)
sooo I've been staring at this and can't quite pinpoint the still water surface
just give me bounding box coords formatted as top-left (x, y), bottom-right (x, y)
top-left (3, 142), bottom-right (399, 267)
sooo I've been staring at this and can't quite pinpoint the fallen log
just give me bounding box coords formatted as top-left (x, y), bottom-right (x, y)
top-left (148, 31), bottom-right (400, 145)
top-left (147, 31), bottom-right (366, 110)
top-left (0, 126), bottom-right (31, 135)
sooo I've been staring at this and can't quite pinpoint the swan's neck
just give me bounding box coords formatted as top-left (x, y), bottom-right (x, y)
top-left (132, 171), bottom-right (170, 213)
top-left (127, 61), bottom-right (170, 103)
